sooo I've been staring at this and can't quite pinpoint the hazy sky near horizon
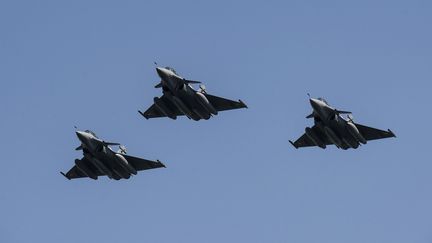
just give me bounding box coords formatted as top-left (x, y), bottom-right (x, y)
top-left (1, 0), bottom-right (432, 242)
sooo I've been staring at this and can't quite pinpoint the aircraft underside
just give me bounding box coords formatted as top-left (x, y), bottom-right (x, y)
top-left (74, 154), bottom-right (133, 180)
top-left (315, 123), bottom-right (360, 149)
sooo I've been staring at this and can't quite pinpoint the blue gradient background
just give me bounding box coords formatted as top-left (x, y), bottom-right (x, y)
top-left (1, 0), bottom-right (431, 242)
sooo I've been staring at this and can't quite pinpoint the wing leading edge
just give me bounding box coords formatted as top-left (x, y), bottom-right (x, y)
top-left (354, 123), bottom-right (396, 141)
top-left (289, 123), bottom-right (396, 149)
top-left (61, 158), bottom-right (103, 180)
top-left (61, 165), bottom-right (88, 180)
top-left (204, 94), bottom-right (248, 112)
top-left (139, 95), bottom-right (183, 119)
top-left (139, 93), bottom-right (247, 119)
top-left (289, 125), bottom-right (332, 149)
top-left (61, 156), bottom-right (165, 180)
top-left (122, 154), bottom-right (166, 171)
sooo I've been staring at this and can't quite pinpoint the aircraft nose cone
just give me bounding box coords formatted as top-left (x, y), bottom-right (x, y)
top-left (76, 131), bottom-right (86, 141)
top-left (309, 98), bottom-right (321, 110)
top-left (156, 67), bottom-right (165, 77)
top-left (309, 98), bottom-right (317, 106)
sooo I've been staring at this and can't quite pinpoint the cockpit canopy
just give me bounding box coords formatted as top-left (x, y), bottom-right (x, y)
top-left (317, 97), bottom-right (329, 105)
top-left (165, 66), bottom-right (178, 74)
top-left (84, 130), bottom-right (98, 138)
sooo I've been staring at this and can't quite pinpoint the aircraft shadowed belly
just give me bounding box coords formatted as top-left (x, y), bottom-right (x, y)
top-left (289, 97), bottom-right (396, 150)
top-left (61, 130), bottom-right (165, 180)
top-left (139, 66), bottom-right (247, 121)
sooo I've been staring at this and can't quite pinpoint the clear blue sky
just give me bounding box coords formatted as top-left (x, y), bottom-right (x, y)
top-left (1, 0), bottom-right (431, 242)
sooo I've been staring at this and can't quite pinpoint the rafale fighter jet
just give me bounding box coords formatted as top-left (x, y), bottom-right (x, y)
top-left (60, 130), bottom-right (165, 180)
top-left (139, 66), bottom-right (247, 121)
top-left (289, 97), bottom-right (396, 150)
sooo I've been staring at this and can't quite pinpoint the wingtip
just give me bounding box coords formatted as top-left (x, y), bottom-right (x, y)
top-left (289, 140), bottom-right (298, 149)
top-left (388, 129), bottom-right (396, 138)
top-left (154, 83), bottom-right (163, 88)
top-left (60, 172), bottom-right (71, 180)
top-left (138, 110), bottom-right (149, 119)
top-left (157, 159), bottom-right (166, 168)
top-left (239, 99), bottom-right (248, 109)
top-left (306, 113), bottom-right (314, 119)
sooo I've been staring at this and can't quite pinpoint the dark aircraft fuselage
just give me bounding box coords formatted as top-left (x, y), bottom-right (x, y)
top-left (308, 98), bottom-right (366, 150)
top-left (155, 67), bottom-right (218, 121)
top-left (75, 131), bottom-right (137, 180)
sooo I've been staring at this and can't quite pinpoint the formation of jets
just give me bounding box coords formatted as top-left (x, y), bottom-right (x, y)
top-left (61, 65), bottom-right (396, 180)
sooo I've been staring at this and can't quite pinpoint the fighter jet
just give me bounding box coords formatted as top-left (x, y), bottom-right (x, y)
top-left (289, 97), bottom-right (396, 150)
top-left (61, 130), bottom-right (165, 180)
top-left (138, 66), bottom-right (247, 121)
